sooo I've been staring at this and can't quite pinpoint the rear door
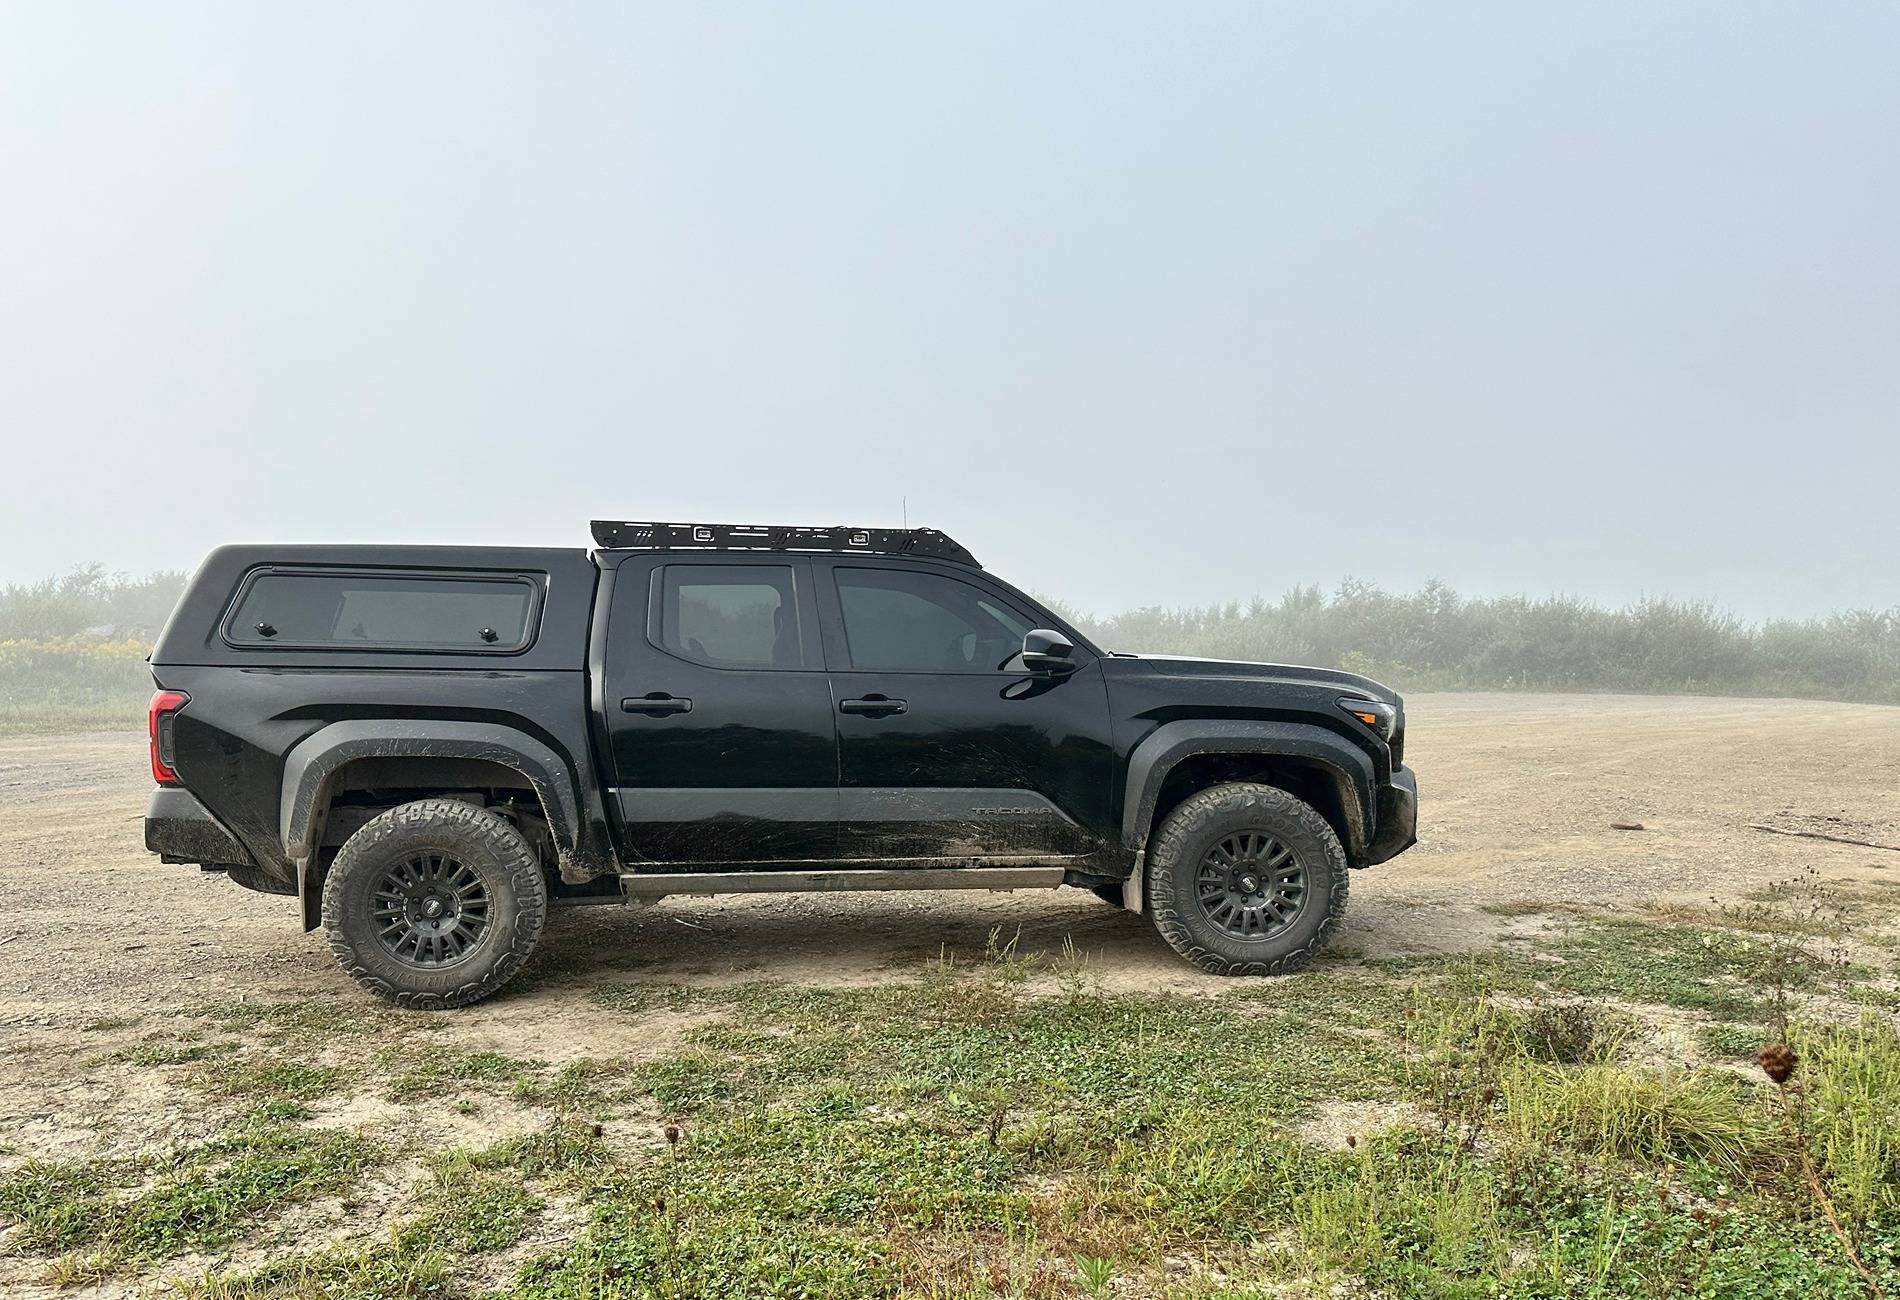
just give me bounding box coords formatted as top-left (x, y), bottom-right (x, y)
top-left (599, 556), bottom-right (838, 864)
top-left (814, 560), bottom-right (1116, 862)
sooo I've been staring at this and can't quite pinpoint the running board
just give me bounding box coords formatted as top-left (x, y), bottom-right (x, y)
top-left (618, 866), bottom-right (1066, 899)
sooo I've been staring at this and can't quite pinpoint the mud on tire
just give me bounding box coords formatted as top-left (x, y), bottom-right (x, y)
top-left (320, 798), bottom-right (547, 1009)
top-left (1147, 781), bottom-right (1348, 976)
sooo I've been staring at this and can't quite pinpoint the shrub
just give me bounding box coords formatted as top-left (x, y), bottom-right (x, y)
top-left (1055, 582), bottom-right (1900, 702)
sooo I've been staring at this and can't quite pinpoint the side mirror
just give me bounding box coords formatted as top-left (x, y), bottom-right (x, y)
top-left (1022, 629), bottom-right (1078, 676)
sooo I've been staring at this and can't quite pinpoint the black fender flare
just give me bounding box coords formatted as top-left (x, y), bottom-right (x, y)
top-left (280, 720), bottom-right (584, 928)
top-left (1121, 719), bottom-right (1375, 862)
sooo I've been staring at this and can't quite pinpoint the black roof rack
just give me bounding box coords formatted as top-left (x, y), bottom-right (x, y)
top-left (590, 521), bottom-right (980, 568)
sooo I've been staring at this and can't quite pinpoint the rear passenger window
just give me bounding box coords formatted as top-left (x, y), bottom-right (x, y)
top-left (226, 571), bottom-right (539, 651)
top-left (660, 565), bottom-right (804, 669)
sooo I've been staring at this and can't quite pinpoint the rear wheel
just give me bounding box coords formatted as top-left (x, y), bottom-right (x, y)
top-left (1148, 782), bottom-right (1347, 976)
top-left (320, 799), bottom-right (547, 1008)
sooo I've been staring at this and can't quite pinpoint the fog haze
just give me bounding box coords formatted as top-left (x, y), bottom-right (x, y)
top-left (2, 2), bottom-right (1895, 620)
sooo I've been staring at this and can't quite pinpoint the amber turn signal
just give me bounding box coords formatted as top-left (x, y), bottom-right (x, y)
top-left (1336, 696), bottom-right (1397, 739)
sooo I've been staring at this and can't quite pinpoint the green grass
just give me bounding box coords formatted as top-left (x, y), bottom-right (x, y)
top-left (1700, 1021), bottom-right (1771, 1059)
top-left (588, 982), bottom-right (706, 1014)
top-left (1795, 1015), bottom-right (1900, 1227)
top-left (384, 1049), bottom-right (542, 1100)
top-left (197, 998), bottom-right (386, 1037)
top-left (200, 1059), bottom-right (344, 1101)
top-left (13, 914), bottom-right (1900, 1296)
top-left (0, 1157), bottom-right (130, 1255)
top-left (463, 1118), bottom-right (612, 1182)
top-left (520, 1057), bottom-right (639, 1113)
top-left (1847, 982), bottom-right (1900, 1010)
top-left (124, 1039), bottom-right (240, 1067)
top-left (1531, 918), bottom-right (1791, 1018)
top-left (168, 1235), bottom-right (454, 1300)
top-left (164, 1128), bottom-right (590, 1298)
top-left (1496, 1060), bottom-right (1771, 1172)
top-left (0, 1115), bottom-right (377, 1276)
top-left (412, 1155), bottom-right (545, 1253)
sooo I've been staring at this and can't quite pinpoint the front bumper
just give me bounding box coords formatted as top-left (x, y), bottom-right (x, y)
top-left (1364, 764), bottom-right (1418, 865)
top-left (145, 787), bottom-right (257, 868)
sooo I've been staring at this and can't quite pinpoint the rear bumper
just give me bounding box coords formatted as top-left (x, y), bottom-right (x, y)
top-left (145, 787), bottom-right (257, 869)
top-left (1364, 765), bottom-right (1418, 865)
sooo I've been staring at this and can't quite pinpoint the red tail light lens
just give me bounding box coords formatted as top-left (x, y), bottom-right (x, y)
top-left (148, 690), bottom-right (189, 784)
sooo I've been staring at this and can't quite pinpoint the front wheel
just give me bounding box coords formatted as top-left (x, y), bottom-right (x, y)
top-left (1148, 782), bottom-right (1348, 976)
top-left (320, 799), bottom-right (547, 1008)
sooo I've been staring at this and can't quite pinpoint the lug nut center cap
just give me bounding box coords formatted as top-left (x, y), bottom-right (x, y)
top-left (422, 897), bottom-right (444, 919)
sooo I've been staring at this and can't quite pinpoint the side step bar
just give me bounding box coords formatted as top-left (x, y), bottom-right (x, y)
top-left (619, 866), bottom-right (1065, 899)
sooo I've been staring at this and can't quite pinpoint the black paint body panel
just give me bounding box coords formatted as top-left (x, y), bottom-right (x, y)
top-left (596, 554), bottom-right (839, 861)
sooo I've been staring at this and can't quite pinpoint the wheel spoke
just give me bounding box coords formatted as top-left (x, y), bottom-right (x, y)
top-left (1195, 828), bottom-right (1309, 941)
top-left (372, 853), bottom-right (489, 969)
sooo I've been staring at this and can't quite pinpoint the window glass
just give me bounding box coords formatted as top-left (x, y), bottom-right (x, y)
top-left (835, 567), bottom-right (1030, 673)
top-left (227, 572), bottom-right (537, 650)
top-left (662, 565), bottom-right (802, 669)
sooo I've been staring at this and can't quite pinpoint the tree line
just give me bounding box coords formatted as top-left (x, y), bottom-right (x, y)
top-left (1056, 579), bottom-right (1900, 702)
top-left (0, 565), bottom-right (187, 640)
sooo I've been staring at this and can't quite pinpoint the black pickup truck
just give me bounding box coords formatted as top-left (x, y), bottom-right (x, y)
top-left (144, 522), bottom-right (1416, 1007)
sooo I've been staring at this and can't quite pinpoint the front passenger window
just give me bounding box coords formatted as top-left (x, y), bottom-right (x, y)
top-left (834, 568), bottom-right (1030, 673)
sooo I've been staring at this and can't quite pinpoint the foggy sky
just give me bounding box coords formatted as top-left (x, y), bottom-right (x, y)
top-left (2, 2), bottom-right (1895, 621)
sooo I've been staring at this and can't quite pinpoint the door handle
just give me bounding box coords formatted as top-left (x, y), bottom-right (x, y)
top-left (622, 693), bottom-right (693, 716)
top-left (839, 695), bottom-right (907, 716)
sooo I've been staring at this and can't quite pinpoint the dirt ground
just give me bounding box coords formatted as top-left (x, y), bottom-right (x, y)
top-left (5, 693), bottom-right (1898, 1023)
top-left (3, 692), bottom-right (1899, 1294)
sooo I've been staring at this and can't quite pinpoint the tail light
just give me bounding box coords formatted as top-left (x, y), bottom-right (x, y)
top-left (148, 690), bottom-right (189, 784)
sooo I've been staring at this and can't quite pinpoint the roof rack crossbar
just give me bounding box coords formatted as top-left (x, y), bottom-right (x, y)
top-left (589, 521), bottom-right (980, 568)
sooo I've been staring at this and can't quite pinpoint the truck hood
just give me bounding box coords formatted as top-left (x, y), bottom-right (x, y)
top-left (1102, 652), bottom-right (1400, 705)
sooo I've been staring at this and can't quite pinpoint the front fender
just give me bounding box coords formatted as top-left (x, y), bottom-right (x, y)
top-left (280, 720), bottom-right (587, 928)
top-left (1121, 719), bottom-right (1376, 861)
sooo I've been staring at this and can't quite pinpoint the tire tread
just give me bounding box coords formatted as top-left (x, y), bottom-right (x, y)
top-left (1147, 782), bottom-right (1348, 976)
top-left (319, 798), bottom-right (546, 1009)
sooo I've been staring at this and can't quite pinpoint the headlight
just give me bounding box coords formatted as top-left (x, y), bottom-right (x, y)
top-left (1338, 697), bottom-right (1397, 740)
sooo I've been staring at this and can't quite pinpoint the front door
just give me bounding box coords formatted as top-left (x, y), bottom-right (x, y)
top-left (601, 556), bottom-right (838, 864)
top-left (814, 560), bottom-right (1116, 862)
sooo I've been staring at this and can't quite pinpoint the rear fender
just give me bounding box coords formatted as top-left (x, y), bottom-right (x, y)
top-left (280, 720), bottom-right (584, 930)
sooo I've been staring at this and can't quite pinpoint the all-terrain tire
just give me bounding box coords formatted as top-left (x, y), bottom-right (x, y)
top-left (1148, 782), bottom-right (1348, 976)
top-left (227, 863), bottom-right (298, 896)
top-left (320, 799), bottom-right (547, 1009)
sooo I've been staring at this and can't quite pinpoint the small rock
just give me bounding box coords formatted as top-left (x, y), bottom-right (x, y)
top-left (1610, 822), bottom-right (1645, 832)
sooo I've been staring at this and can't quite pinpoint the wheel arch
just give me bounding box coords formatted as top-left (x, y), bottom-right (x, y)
top-left (281, 720), bottom-right (583, 930)
top-left (1122, 720), bottom-right (1374, 866)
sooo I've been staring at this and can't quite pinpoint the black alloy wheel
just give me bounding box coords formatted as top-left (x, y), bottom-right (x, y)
top-left (1146, 782), bottom-right (1349, 976)
top-left (1195, 831), bottom-right (1307, 939)
top-left (322, 798), bottom-right (547, 1008)
top-left (373, 852), bottom-right (492, 967)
